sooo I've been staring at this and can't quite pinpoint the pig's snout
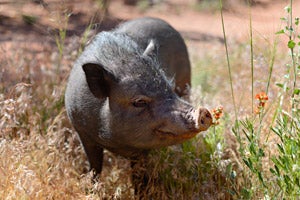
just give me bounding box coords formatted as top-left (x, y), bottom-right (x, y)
top-left (194, 107), bottom-right (213, 131)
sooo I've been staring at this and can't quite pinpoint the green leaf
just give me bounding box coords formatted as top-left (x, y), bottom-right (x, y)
top-left (270, 166), bottom-right (280, 177)
top-left (258, 171), bottom-right (266, 187)
top-left (277, 144), bottom-right (285, 154)
top-left (243, 158), bottom-right (254, 171)
top-left (296, 177), bottom-right (300, 187)
top-left (226, 163), bottom-right (233, 176)
top-left (270, 168), bottom-right (276, 175)
top-left (284, 175), bottom-right (291, 186)
top-left (295, 17), bottom-right (299, 25)
top-left (22, 15), bottom-right (38, 25)
top-left (258, 148), bottom-right (265, 157)
top-left (288, 40), bottom-right (296, 49)
top-left (293, 88), bottom-right (300, 95)
top-left (241, 188), bottom-right (252, 199)
top-left (276, 29), bottom-right (285, 35)
top-left (280, 17), bottom-right (287, 22)
top-left (275, 165), bottom-right (280, 176)
top-left (276, 83), bottom-right (290, 91)
top-left (249, 143), bottom-right (256, 155)
top-left (284, 5), bottom-right (291, 13)
top-left (276, 83), bottom-right (284, 88)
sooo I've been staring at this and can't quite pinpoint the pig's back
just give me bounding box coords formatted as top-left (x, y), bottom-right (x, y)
top-left (115, 17), bottom-right (191, 97)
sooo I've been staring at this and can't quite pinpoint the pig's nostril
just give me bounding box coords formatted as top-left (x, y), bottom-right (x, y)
top-left (196, 108), bottom-right (213, 131)
top-left (201, 119), bottom-right (204, 124)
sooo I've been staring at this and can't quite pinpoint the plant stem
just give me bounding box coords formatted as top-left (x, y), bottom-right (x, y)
top-left (266, 39), bottom-right (278, 95)
top-left (290, 0), bottom-right (296, 100)
top-left (288, 0), bottom-right (297, 133)
top-left (219, 0), bottom-right (238, 123)
top-left (248, 1), bottom-right (254, 117)
top-left (265, 37), bottom-right (278, 142)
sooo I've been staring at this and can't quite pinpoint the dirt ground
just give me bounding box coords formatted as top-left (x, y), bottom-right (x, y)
top-left (1, 0), bottom-right (300, 60)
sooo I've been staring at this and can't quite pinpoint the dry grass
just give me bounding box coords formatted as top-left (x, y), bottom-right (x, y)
top-left (0, 39), bottom-right (280, 199)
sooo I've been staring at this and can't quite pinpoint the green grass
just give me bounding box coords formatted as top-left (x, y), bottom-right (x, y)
top-left (219, 0), bottom-right (300, 199)
top-left (137, 119), bottom-right (229, 199)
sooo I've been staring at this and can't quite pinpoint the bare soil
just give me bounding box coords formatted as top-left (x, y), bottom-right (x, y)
top-left (1, 0), bottom-right (299, 61)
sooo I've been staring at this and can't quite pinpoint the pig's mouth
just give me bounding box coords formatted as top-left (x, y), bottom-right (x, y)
top-left (153, 129), bottom-right (199, 140)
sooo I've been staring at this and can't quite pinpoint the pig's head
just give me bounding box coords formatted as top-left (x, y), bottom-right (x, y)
top-left (81, 33), bottom-right (212, 150)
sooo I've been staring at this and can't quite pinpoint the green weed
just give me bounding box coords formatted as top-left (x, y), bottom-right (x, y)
top-left (220, 0), bottom-right (300, 199)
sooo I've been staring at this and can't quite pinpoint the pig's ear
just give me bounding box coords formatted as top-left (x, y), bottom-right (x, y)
top-left (82, 63), bottom-right (117, 99)
top-left (143, 39), bottom-right (158, 57)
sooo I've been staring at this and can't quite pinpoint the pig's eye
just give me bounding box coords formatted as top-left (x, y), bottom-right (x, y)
top-left (133, 100), bottom-right (148, 107)
top-left (131, 96), bottom-right (151, 108)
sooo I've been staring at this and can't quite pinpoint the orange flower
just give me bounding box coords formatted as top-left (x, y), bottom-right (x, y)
top-left (255, 92), bottom-right (268, 114)
top-left (212, 105), bottom-right (223, 125)
top-left (255, 92), bottom-right (268, 102)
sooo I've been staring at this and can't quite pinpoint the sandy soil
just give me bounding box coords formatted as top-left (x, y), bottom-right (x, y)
top-left (109, 0), bottom-right (298, 42)
top-left (1, 0), bottom-right (299, 54)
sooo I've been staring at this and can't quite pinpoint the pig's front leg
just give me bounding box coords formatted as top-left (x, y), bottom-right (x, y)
top-left (79, 133), bottom-right (104, 175)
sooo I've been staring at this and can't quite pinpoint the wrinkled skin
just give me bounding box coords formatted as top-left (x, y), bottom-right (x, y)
top-left (65, 17), bottom-right (212, 175)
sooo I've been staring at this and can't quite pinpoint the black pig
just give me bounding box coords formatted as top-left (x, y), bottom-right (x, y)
top-left (65, 17), bottom-right (212, 175)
